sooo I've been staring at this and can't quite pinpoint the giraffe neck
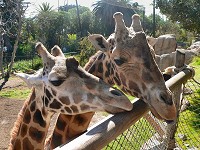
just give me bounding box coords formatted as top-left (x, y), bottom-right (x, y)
top-left (9, 88), bottom-right (53, 150)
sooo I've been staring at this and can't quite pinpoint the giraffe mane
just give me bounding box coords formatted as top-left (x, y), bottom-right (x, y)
top-left (8, 88), bottom-right (36, 149)
top-left (84, 51), bottom-right (103, 71)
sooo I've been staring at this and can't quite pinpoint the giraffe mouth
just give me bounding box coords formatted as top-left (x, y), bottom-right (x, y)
top-left (148, 104), bottom-right (175, 123)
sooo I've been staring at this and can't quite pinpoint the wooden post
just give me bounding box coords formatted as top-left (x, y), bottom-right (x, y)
top-left (165, 49), bottom-right (185, 149)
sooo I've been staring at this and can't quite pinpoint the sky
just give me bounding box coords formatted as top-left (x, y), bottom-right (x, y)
top-left (24, 0), bottom-right (161, 17)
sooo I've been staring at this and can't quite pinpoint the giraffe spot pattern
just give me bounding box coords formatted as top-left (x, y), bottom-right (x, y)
top-left (56, 116), bottom-right (67, 131)
top-left (29, 127), bottom-right (45, 143)
top-left (14, 139), bottom-right (21, 150)
top-left (49, 99), bottom-right (62, 109)
top-left (23, 109), bottom-right (31, 124)
top-left (30, 101), bottom-right (36, 112)
top-left (128, 80), bottom-right (141, 95)
top-left (80, 104), bottom-right (90, 111)
top-left (71, 105), bottom-right (78, 114)
top-left (74, 114), bottom-right (88, 126)
top-left (22, 137), bottom-right (34, 150)
top-left (51, 88), bottom-right (57, 96)
top-left (33, 109), bottom-right (46, 128)
top-left (20, 124), bottom-right (28, 138)
top-left (51, 132), bottom-right (63, 148)
top-left (64, 107), bottom-right (72, 113)
top-left (73, 92), bottom-right (83, 104)
top-left (59, 96), bottom-right (70, 105)
top-left (98, 62), bottom-right (103, 73)
top-left (45, 88), bottom-right (53, 99)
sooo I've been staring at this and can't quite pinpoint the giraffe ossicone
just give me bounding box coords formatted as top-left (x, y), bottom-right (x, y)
top-left (9, 42), bottom-right (132, 150)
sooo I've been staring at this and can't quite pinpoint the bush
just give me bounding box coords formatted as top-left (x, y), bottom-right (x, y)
top-left (12, 57), bottom-right (42, 73)
top-left (78, 37), bottom-right (96, 67)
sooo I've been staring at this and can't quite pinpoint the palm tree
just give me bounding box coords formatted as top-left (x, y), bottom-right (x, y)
top-left (37, 2), bottom-right (53, 13)
top-left (92, 0), bottom-right (137, 36)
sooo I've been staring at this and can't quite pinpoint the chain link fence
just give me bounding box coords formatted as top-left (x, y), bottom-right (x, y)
top-left (104, 76), bottom-right (200, 150)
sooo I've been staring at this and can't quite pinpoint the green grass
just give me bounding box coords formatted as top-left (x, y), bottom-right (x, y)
top-left (0, 88), bottom-right (31, 100)
top-left (174, 56), bottom-right (200, 149)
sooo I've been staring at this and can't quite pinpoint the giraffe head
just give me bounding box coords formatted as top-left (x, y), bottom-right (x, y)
top-left (16, 42), bottom-right (133, 114)
top-left (88, 12), bottom-right (176, 121)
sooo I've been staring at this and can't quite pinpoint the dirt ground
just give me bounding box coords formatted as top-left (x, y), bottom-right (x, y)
top-left (0, 76), bottom-right (106, 149)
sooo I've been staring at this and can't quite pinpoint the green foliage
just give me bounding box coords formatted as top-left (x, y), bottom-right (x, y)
top-left (156, 0), bottom-right (200, 34)
top-left (92, 0), bottom-right (136, 36)
top-left (12, 57), bottom-right (42, 73)
top-left (78, 37), bottom-right (96, 67)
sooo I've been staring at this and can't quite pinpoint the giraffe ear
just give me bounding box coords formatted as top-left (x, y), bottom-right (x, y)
top-left (66, 57), bottom-right (79, 70)
top-left (88, 34), bottom-right (109, 52)
top-left (15, 72), bottom-right (43, 88)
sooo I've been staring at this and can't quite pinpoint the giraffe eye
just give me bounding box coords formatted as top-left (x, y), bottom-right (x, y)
top-left (50, 80), bottom-right (64, 86)
top-left (114, 58), bottom-right (126, 66)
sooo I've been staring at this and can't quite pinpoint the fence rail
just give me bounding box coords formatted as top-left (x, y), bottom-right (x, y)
top-left (55, 66), bottom-right (194, 150)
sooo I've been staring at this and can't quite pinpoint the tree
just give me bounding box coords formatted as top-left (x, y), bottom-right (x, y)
top-left (0, 0), bottom-right (28, 79)
top-left (92, 0), bottom-right (137, 36)
top-left (37, 2), bottom-right (53, 13)
top-left (156, 0), bottom-right (200, 34)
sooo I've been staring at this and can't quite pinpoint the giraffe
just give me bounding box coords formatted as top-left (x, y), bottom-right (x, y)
top-left (8, 42), bottom-right (133, 150)
top-left (47, 12), bottom-right (177, 149)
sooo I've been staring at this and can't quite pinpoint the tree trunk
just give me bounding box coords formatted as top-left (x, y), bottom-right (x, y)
top-left (7, 2), bottom-right (23, 78)
top-left (0, 39), bottom-right (5, 77)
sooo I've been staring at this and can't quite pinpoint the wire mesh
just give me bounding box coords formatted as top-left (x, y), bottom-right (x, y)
top-left (103, 77), bottom-right (200, 150)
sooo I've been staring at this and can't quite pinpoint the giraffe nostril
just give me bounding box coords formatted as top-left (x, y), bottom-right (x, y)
top-left (160, 92), bottom-right (173, 105)
top-left (110, 88), bottom-right (124, 96)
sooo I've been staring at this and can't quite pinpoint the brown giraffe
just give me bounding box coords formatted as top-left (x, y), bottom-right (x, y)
top-left (8, 42), bottom-right (133, 150)
top-left (47, 13), bottom-right (177, 149)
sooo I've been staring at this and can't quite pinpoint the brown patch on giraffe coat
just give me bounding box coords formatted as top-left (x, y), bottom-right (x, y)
top-left (51, 88), bottom-right (57, 96)
top-left (80, 104), bottom-right (90, 111)
top-left (51, 132), bottom-right (63, 148)
top-left (59, 96), bottom-right (70, 105)
top-left (74, 114), bottom-right (88, 126)
top-left (14, 139), bottom-right (21, 150)
top-left (45, 88), bottom-right (53, 99)
top-left (23, 137), bottom-right (34, 150)
top-left (21, 124), bottom-right (28, 138)
top-left (73, 93), bottom-right (83, 104)
top-left (33, 109), bottom-right (46, 128)
top-left (29, 126), bottom-right (45, 143)
top-left (50, 99), bottom-right (62, 109)
top-left (64, 107), bottom-right (72, 113)
top-left (56, 115), bottom-right (67, 131)
top-left (30, 101), bottom-right (36, 112)
top-left (71, 105), bottom-right (78, 114)
top-left (98, 62), bottom-right (103, 73)
top-left (128, 80), bottom-right (141, 94)
top-left (23, 109), bottom-right (31, 124)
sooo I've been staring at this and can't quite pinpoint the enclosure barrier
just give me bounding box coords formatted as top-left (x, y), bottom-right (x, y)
top-left (55, 67), bottom-right (194, 149)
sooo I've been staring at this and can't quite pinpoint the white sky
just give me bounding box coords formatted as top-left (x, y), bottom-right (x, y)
top-left (24, 0), bottom-right (161, 17)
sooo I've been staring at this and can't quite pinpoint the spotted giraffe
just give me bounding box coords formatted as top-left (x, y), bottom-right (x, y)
top-left (8, 42), bottom-right (132, 150)
top-left (46, 12), bottom-right (176, 149)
